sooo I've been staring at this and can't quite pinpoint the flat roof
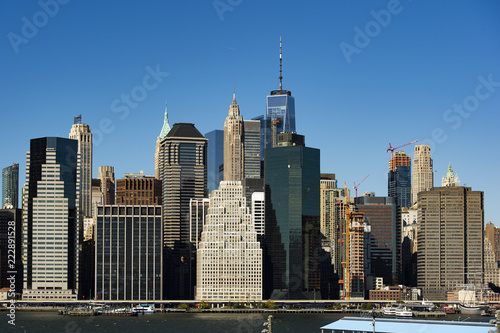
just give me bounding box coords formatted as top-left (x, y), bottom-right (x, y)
top-left (320, 317), bottom-right (495, 333)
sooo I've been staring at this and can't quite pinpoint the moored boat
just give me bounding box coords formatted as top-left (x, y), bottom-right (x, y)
top-left (458, 303), bottom-right (487, 315)
top-left (395, 306), bottom-right (413, 317)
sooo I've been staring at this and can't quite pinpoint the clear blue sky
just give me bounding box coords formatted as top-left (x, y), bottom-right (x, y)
top-left (1, 1), bottom-right (499, 224)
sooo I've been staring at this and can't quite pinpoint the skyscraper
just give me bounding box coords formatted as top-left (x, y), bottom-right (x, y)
top-left (196, 181), bottom-right (262, 301)
top-left (223, 94), bottom-right (243, 181)
top-left (2, 163), bottom-right (19, 208)
top-left (411, 145), bottom-right (433, 206)
top-left (155, 105), bottom-right (171, 179)
top-left (264, 133), bottom-right (321, 299)
top-left (266, 38), bottom-right (296, 137)
top-left (354, 196), bottom-right (400, 286)
top-left (243, 120), bottom-right (261, 179)
top-left (442, 162), bottom-right (460, 187)
top-left (159, 123), bottom-right (207, 300)
top-left (205, 129), bottom-right (224, 194)
top-left (23, 137), bottom-right (80, 301)
top-left (417, 185), bottom-right (483, 300)
top-left (69, 116), bottom-right (92, 218)
top-left (98, 165), bottom-right (115, 205)
top-left (95, 205), bottom-right (162, 300)
top-left (388, 151), bottom-right (411, 208)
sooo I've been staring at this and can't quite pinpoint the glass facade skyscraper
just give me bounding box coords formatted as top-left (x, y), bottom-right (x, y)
top-left (205, 129), bottom-right (224, 194)
top-left (264, 133), bottom-right (321, 300)
top-left (2, 163), bottom-right (19, 208)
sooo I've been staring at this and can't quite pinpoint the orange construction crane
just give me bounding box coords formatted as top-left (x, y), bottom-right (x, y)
top-left (353, 174), bottom-right (369, 198)
top-left (386, 140), bottom-right (417, 154)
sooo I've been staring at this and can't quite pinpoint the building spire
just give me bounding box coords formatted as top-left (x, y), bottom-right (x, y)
top-left (279, 37), bottom-right (283, 91)
top-left (159, 104), bottom-right (171, 139)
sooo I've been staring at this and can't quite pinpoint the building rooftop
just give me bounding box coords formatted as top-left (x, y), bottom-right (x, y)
top-left (320, 317), bottom-right (495, 333)
top-left (166, 123), bottom-right (205, 139)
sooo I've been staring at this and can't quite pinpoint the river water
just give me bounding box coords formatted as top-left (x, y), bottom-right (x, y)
top-left (0, 311), bottom-right (495, 333)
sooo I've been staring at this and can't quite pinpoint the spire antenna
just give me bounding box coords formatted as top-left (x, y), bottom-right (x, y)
top-left (233, 77), bottom-right (236, 100)
top-left (279, 37), bottom-right (283, 91)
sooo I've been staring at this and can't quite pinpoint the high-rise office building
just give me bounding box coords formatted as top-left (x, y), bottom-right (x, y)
top-left (205, 129), bottom-right (224, 194)
top-left (401, 207), bottom-right (418, 287)
top-left (388, 151), bottom-right (411, 209)
top-left (484, 222), bottom-right (500, 286)
top-left (155, 105), bottom-right (171, 179)
top-left (411, 145), bottom-right (433, 206)
top-left (69, 116), bottom-right (92, 218)
top-left (98, 166), bottom-right (115, 205)
top-left (23, 137), bottom-right (80, 301)
top-left (0, 208), bottom-right (22, 292)
top-left (252, 191), bottom-right (265, 241)
top-left (224, 94), bottom-right (244, 181)
top-left (416, 184), bottom-right (483, 300)
top-left (354, 196), bottom-right (400, 286)
top-left (2, 163), bottom-right (19, 208)
top-left (243, 120), bottom-right (261, 179)
top-left (266, 38), bottom-right (296, 142)
top-left (264, 133), bottom-right (321, 299)
top-left (115, 171), bottom-right (162, 206)
top-left (95, 205), bottom-right (162, 300)
top-left (442, 163), bottom-right (460, 187)
top-left (196, 181), bottom-right (262, 301)
top-left (159, 123), bottom-right (207, 300)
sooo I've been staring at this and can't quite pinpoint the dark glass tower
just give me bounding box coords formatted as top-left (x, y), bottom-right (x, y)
top-left (205, 129), bottom-right (224, 194)
top-left (264, 133), bottom-right (321, 300)
top-left (159, 123), bottom-right (207, 300)
top-left (2, 163), bottom-right (19, 208)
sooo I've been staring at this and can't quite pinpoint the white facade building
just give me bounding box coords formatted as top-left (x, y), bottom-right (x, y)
top-left (196, 181), bottom-right (262, 301)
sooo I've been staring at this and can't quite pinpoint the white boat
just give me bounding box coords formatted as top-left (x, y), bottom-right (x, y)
top-left (395, 306), bottom-right (413, 317)
top-left (133, 304), bottom-right (155, 314)
top-left (458, 303), bottom-right (487, 315)
top-left (382, 306), bottom-right (397, 316)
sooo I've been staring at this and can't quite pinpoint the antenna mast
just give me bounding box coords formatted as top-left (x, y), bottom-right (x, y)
top-left (279, 37), bottom-right (283, 91)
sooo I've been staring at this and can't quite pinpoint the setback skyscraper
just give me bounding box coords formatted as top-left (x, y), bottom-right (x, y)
top-left (196, 181), bottom-right (262, 301)
top-left (2, 163), bottom-right (19, 208)
top-left (159, 123), bottom-right (207, 300)
top-left (223, 94), bottom-right (244, 181)
top-left (23, 137), bottom-right (80, 301)
top-left (411, 145), bottom-right (433, 206)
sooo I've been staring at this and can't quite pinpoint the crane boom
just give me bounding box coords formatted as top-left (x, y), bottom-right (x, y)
top-left (353, 174), bottom-right (370, 198)
top-left (386, 140), bottom-right (417, 153)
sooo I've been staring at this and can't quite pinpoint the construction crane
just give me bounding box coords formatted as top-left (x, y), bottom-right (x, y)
top-left (342, 182), bottom-right (351, 300)
top-left (386, 140), bottom-right (417, 154)
top-left (353, 174), bottom-right (369, 198)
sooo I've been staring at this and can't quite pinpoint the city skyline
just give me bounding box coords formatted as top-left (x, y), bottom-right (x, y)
top-left (1, 1), bottom-right (499, 225)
